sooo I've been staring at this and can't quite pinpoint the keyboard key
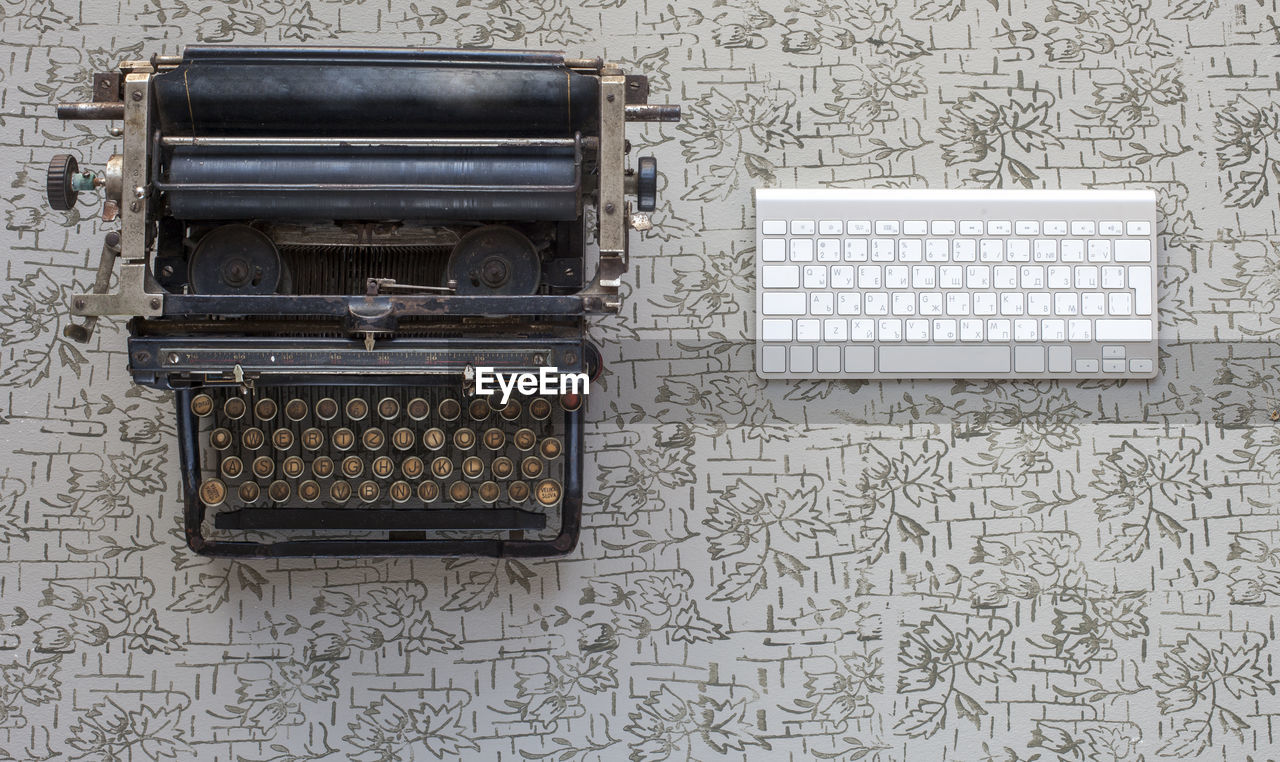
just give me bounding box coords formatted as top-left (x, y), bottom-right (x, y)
top-left (762, 239), bottom-right (786, 261)
top-left (1014, 319), bottom-right (1039, 342)
top-left (1076, 358), bottom-right (1099, 373)
top-left (875, 220), bottom-right (900, 235)
top-left (1015, 346), bottom-right (1045, 372)
top-left (791, 220), bottom-right (815, 235)
top-left (810, 292), bottom-right (834, 314)
top-left (849, 319), bottom-right (875, 341)
top-left (878, 318), bottom-right (902, 341)
top-left (1071, 220), bottom-right (1095, 236)
top-left (847, 220), bottom-right (872, 235)
top-left (966, 265), bottom-right (990, 288)
top-left (1075, 266), bottom-right (1098, 289)
top-left (1114, 240), bottom-right (1151, 262)
top-left (1088, 240), bottom-right (1112, 262)
top-left (1129, 358), bottom-right (1154, 373)
top-left (1020, 265), bottom-right (1045, 289)
top-left (1068, 319), bottom-right (1092, 341)
top-left (1100, 221), bottom-right (1124, 236)
top-left (1034, 240), bottom-right (1057, 261)
top-left (973, 293), bottom-right (996, 315)
top-left (762, 293), bottom-right (806, 314)
top-left (858, 266), bottom-right (881, 288)
top-left (987, 319), bottom-right (1011, 340)
top-left (1042, 319), bottom-right (1065, 341)
top-left (1015, 220), bottom-right (1039, 235)
top-left (880, 345), bottom-right (1010, 373)
top-left (939, 266), bottom-right (963, 288)
top-left (1048, 266), bottom-right (1071, 289)
top-left (1126, 221), bottom-right (1150, 236)
top-left (931, 220), bottom-right (956, 235)
top-left (796, 319), bottom-right (820, 341)
top-left (1044, 220), bottom-right (1067, 235)
top-left (817, 239), bottom-right (841, 261)
top-left (1130, 266), bottom-right (1152, 314)
top-left (845, 345), bottom-right (875, 370)
top-left (762, 220), bottom-right (787, 235)
top-left (865, 293), bottom-right (888, 314)
top-left (1095, 319), bottom-right (1153, 341)
top-left (987, 220), bottom-right (1011, 235)
top-left (1000, 293), bottom-right (1024, 315)
top-left (903, 220), bottom-right (928, 235)
top-left (1060, 240), bottom-right (1084, 261)
top-left (1102, 345), bottom-right (1125, 358)
top-left (1048, 345), bottom-right (1071, 371)
top-left (919, 292), bottom-right (943, 315)
top-left (912, 266), bottom-right (936, 288)
top-left (761, 265), bottom-right (799, 288)
top-left (947, 292), bottom-right (971, 315)
top-left (824, 318), bottom-right (848, 341)
top-left (993, 266), bottom-right (1017, 289)
top-left (952, 239), bottom-right (977, 261)
top-left (817, 345), bottom-right (842, 372)
top-left (892, 293), bottom-right (916, 315)
top-left (803, 265), bottom-right (827, 288)
top-left (899, 239), bottom-right (922, 261)
top-left (1103, 358), bottom-right (1126, 373)
top-left (837, 293), bottom-right (861, 314)
top-left (872, 239), bottom-right (896, 261)
top-left (1027, 292), bottom-right (1051, 315)
top-left (1101, 266), bottom-right (1125, 289)
top-left (1108, 292), bottom-right (1133, 315)
top-left (831, 266), bottom-right (855, 288)
top-left (885, 266), bottom-right (909, 289)
top-left (1054, 292), bottom-right (1078, 315)
top-left (980, 239), bottom-right (1004, 261)
top-left (1082, 293), bottom-right (1106, 315)
top-left (960, 220), bottom-right (983, 235)
top-left (1006, 239), bottom-right (1030, 261)
top-left (844, 238), bottom-right (869, 261)
top-left (819, 220), bottom-right (843, 234)
top-left (960, 319), bottom-right (984, 341)
top-left (790, 239), bottom-right (814, 261)
top-left (790, 346), bottom-right (814, 373)
top-left (906, 319), bottom-right (930, 341)
top-left (933, 319), bottom-right (957, 341)
top-left (761, 319), bottom-right (792, 341)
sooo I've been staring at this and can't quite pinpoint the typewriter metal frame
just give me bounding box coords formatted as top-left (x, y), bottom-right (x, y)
top-left (53, 47), bottom-right (678, 558)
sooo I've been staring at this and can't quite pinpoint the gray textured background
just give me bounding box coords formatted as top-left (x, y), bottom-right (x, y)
top-left (3, 0), bottom-right (1280, 760)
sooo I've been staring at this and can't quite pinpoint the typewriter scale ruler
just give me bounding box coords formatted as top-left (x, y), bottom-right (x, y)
top-left (162, 347), bottom-right (557, 375)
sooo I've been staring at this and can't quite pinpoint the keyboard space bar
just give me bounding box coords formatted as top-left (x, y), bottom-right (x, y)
top-left (879, 346), bottom-right (1011, 374)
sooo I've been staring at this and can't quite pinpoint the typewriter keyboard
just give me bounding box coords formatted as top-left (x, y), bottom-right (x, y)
top-left (190, 385), bottom-right (575, 529)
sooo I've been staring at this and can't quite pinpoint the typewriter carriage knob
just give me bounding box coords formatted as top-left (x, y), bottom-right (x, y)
top-left (46, 154), bottom-right (101, 211)
top-left (635, 156), bottom-right (658, 212)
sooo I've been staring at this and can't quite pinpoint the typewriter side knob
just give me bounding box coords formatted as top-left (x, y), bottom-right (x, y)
top-left (47, 154), bottom-right (86, 210)
top-left (635, 156), bottom-right (658, 212)
top-left (189, 224), bottom-right (283, 295)
top-left (446, 225), bottom-right (541, 296)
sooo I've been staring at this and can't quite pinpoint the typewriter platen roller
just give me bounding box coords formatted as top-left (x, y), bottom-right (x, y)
top-left (51, 46), bottom-right (679, 557)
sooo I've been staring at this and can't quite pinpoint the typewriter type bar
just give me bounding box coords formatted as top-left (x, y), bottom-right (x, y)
top-left (46, 46), bottom-right (677, 557)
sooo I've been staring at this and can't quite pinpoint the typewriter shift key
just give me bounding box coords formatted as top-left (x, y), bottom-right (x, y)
top-left (535, 479), bottom-right (562, 507)
top-left (199, 479), bottom-right (227, 506)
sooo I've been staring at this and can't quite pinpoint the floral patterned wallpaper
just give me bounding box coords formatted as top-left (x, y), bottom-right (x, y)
top-left (2, 0), bottom-right (1280, 760)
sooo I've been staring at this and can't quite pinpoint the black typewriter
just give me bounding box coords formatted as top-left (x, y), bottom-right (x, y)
top-left (47, 46), bottom-right (678, 557)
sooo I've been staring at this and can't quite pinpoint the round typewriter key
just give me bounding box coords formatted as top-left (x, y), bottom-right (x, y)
top-left (535, 479), bottom-right (562, 507)
top-left (358, 480), bottom-right (380, 503)
top-left (389, 480), bottom-right (412, 504)
top-left (391, 427), bottom-right (415, 451)
top-left (251, 456), bottom-right (274, 479)
top-left (315, 397), bottom-right (339, 421)
top-left (406, 397), bottom-right (430, 421)
top-left (508, 481), bottom-right (530, 503)
top-left (478, 480), bottom-right (500, 504)
top-left (522, 457), bottom-right (544, 480)
top-left (483, 428), bottom-right (506, 450)
top-left (330, 480), bottom-right (352, 503)
top-left (371, 455), bottom-right (395, 479)
top-left (539, 437), bottom-right (563, 460)
top-left (301, 427), bottom-right (325, 451)
top-left (332, 427), bottom-right (356, 451)
top-left (430, 456), bottom-right (453, 479)
top-left (418, 480), bottom-right (441, 503)
top-left (285, 398), bottom-right (308, 422)
top-left (242, 427), bottom-right (265, 451)
top-left (500, 400), bottom-right (522, 421)
top-left (282, 456), bottom-right (305, 479)
top-left (345, 397), bottom-right (369, 421)
top-left (448, 481), bottom-right (471, 503)
top-left (223, 397), bottom-right (247, 420)
top-left (267, 479), bottom-right (291, 502)
top-left (298, 480), bottom-right (321, 503)
top-left (272, 428), bottom-right (295, 450)
top-left (221, 456), bottom-right (244, 479)
top-left (492, 456), bottom-right (515, 480)
top-left (422, 427), bottom-right (446, 451)
top-left (209, 428), bottom-right (233, 450)
top-left (254, 398), bottom-right (278, 421)
top-left (513, 428), bottom-right (537, 452)
top-left (453, 427), bottom-right (476, 450)
top-left (529, 398), bottom-right (552, 420)
top-left (560, 393), bottom-right (582, 412)
top-left (468, 398), bottom-right (490, 421)
top-left (190, 394), bottom-right (214, 417)
top-left (312, 455), bottom-right (335, 479)
top-left (199, 478), bottom-right (227, 506)
top-left (362, 427), bottom-right (385, 451)
top-left (402, 456), bottom-right (425, 480)
top-left (341, 456), bottom-right (364, 479)
top-left (438, 398), bottom-right (461, 422)
top-left (377, 397), bottom-right (400, 420)
top-left (238, 481), bottom-right (261, 503)
top-left (462, 456), bottom-right (484, 480)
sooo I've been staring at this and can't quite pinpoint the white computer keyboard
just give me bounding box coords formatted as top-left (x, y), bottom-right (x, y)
top-left (754, 189), bottom-right (1158, 379)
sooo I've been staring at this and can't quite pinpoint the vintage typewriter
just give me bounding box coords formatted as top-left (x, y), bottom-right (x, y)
top-left (47, 46), bottom-right (678, 557)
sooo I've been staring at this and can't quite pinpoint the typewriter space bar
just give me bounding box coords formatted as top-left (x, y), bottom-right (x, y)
top-left (213, 508), bottom-right (546, 532)
top-left (878, 346), bottom-right (1011, 374)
